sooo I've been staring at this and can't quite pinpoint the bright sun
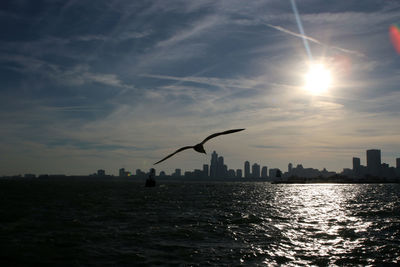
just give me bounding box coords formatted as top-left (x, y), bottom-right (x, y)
top-left (304, 63), bottom-right (332, 95)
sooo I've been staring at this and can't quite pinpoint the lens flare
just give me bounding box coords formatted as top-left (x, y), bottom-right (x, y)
top-left (389, 24), bottom-right (400, 54)
top-left (290, 0), bottom-right (312, 60)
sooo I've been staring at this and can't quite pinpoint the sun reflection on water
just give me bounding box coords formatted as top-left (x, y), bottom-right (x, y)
top-left (239, 184), bottom-right (400, 266)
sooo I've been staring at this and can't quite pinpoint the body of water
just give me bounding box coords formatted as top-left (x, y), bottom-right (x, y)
top-left (0, 179), bottom-right (399, 266)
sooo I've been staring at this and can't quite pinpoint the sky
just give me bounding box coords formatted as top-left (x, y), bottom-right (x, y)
top-left (1, 0), bottom-right (400, 176)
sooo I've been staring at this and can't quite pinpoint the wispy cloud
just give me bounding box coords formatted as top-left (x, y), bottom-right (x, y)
top-left (0, 54), bottom-right (132, 88)
top-left (76, 70), bottom-right (133, 89)
top-left (156, 15), bottom-right (224, 47)
top-left (74, 35), bottom-right (108, 42)
top-left (46, 139), bottom-right (157, 152)
top-left (74, 30), bottom-right (152, 42)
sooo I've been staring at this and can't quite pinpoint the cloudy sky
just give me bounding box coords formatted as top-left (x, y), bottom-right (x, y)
top-left (1, 0), bottom-right (400, 176)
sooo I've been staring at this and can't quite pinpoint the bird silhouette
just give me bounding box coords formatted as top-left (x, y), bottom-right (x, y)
top-left (154, 128), bottom-right (245, 165)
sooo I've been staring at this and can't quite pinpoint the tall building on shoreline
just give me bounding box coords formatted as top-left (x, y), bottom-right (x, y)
top-left (210, 151), bottom-right (218, 178)
top-left (367, 149), bottom-right (381, 176)
top-left (261, 166), bottom-right (268, 179)
top-left (244, 161), bottom-right (250, 178)
top-left (353, 157), bottom-right (361, 176)
top-left (217, 156), bottom-right (225, 177)
top-left (252, 163), bottom-right (260, 178)
top-left (203, 164), bottom-right (209, 177)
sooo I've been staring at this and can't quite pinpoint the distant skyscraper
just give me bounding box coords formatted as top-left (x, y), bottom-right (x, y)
top-left (97, 169), bottom-right (105, 176)
top-left (353, 157), bottom-right (361, 176)
top-left (244, 161), bottom-right (250, 178)
top-left (210, 151), bottom-right (218, 178)
top-left (119, 168), bottom-right (125, 177)
top-left (288, 163), bottom-right (293, 173)
top-left (217, 156), bottom-right (225, 177)
top-left (367, 149), bottom-right (381, 176)
top-left (252, 163), bottom-right (260, 178)
top-left (223, 164), bottom-right (228, 177)
top-left (236, 169), bottom-right (242, 178)
top-left (261, 166), bottom-right (268, 178)
top-left (397, 158), bottom-right (400, 169)
top-left (174, 168), bottom-right (181, 177)
top-left (203, 164), bottom-right (209, 177)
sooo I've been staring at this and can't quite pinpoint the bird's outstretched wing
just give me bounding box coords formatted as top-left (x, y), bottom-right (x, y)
top-left (154, 146), bottom-right (194, 165)
top-left (200, 128), bottom-right (245, 145)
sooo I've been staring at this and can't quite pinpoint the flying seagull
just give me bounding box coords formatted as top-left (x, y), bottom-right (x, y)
top-left (154, 128), bottom-right (245, 165)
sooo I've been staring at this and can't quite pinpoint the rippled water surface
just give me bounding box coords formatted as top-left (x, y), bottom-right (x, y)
top-left (0, 179), bottom-right (399, 266)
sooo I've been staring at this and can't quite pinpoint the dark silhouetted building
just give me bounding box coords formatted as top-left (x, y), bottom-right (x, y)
top-left (244, 161), bottom-right (250, 178)
top-left (136, 169), bottom-right (145, 177)
top-left (397, 158), bottom-right (400, 169)
top-left (223, 164), bottom-right (228, 177)
top-left (381, 163), bottom-right (397, 178)
top-left (173, 168), bottom-right (181, 177)
top-left (288, 163), bottom-right (293, 173)
top-left (236, 169), bottom-right (242, 178)
top-left (97, 169), bottom-right (105, 176)
top-left (269, 168), bottom-right (281, 179)
top-left (342, 168), bottom-right (353, 177)
top-left (353, 157), bottom-right (361, 176)
top-left (217, 156), bottom-right (225, 177)
top-left (203, 164), bottom-right (209, 177)
top-left (367, 149), bottom-right (381, 176)
top-left (261, 166), bottom-right (268, 179)
top-left (184, 171), bottom-right (192, 178)
top-left (252, 163), bottom-right (260, 178)
top-left (283, 163), bottom-right (332, 178)
top-left (228, 169), bottom-right (236, 178)
top-left (119, 168), bottom-right (130, 177)
top-left (210, 151), bottom-right (218, 178)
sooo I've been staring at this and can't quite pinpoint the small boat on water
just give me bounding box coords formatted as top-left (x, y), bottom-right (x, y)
top-left (145, 168), bottom-right (156, 187)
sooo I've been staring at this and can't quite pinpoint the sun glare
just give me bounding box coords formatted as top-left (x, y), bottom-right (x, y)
top-left (304, 63), bottom-right (332, 95)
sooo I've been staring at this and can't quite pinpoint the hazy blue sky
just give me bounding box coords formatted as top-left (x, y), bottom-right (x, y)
top-left (1, 0), bottom-right (399, 175)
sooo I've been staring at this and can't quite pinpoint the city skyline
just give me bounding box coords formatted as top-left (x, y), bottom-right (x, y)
top-left (6, 149), bottom-right (400, 180)
top-left (128, 148), bottom-right (400, 179)
top-left (1, 1), bottom-right (400, 176)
